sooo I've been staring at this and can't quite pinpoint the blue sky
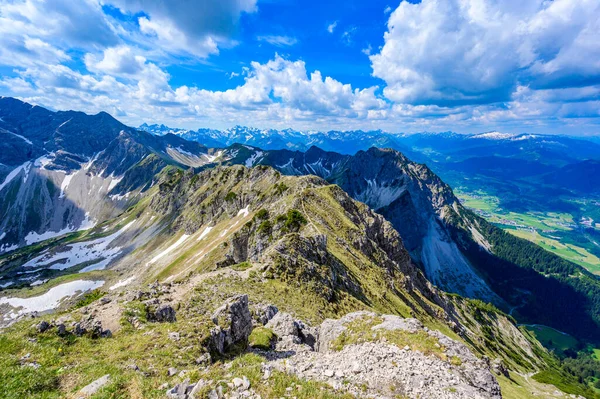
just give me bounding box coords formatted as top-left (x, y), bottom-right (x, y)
top-left (0, 0), bottom-right (599, 135)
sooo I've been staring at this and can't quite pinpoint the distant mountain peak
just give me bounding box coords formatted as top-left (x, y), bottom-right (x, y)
top-left (470, 131), bottom-right (516, 140)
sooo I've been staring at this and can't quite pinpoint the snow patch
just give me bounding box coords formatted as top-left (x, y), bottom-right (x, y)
top-left (203, 150), bottom-right (224, 163)
top-left (109, 276), bottom-right (136, 290)
top-left (197, 226), bottom-right (213, 241)
top-left (355, 179), bottom-right (406, 210)
top-left (237, 205), bottom-right (250, 218)
top-left (470, 132), bottom-right (515, 140)
top-left (84, 152), bottom-right (101, 171)
top-left (24, 213), bottom-right (96, 246)
top-left (57, 118), bottom-right (72, 130)
top-left (149, 234), bottom-right (190, 264)
top-left (0, 243), bottom-right (18, 253)
top-left (0, 279), bottom-right (104, 319)
top-left (4, 132), bottom-right (32, 145)
top-left (34, 153), bottom-right (55, 169)
top-left (109, 192), bottom-right (131, 201)
top-left (175, 146), bottom-right (196, 158)
top-left (22, 162), bottom-right (32, 183)
top-left (59, 172), bottom-right (75, 199)
top-left (244, 151), bottom-right (264, 168)
top-left (107, 174), bottom-right (123, 192)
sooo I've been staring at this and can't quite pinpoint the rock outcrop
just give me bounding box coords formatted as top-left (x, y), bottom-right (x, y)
top-left (209, 295), bottom-right (253, 354)
top-left (265, 311), bottom-right (502, 399)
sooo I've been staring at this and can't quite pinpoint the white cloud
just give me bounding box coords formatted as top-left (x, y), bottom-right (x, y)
top-left (107, 0), bottom-right (257, 58)
top-left (0, 0), bottom-right (116, 68)
top-left (257, 35), bottom-right (298, 47)
top-left (371, 0), bottom-right (600, 106)
top-left (327, 21), bottom-right (338, 34)
top-left (137, 16), bottom-right (220, 58)
top-left (84, 46), bottom-right (146, 75)
top-left (0, 0), bottom-right (598, 134)
top-left (1, 54), bottom-right (390, 130)
top-left (0, 0), bottom-right (118, 49)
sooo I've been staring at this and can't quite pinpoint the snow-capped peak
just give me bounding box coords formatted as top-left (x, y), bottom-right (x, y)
top-left (470, 131), bottom-right (515, 140)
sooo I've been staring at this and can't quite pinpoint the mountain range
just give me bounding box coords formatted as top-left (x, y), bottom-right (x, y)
top-left (0, 98), bottom-right (599, 398)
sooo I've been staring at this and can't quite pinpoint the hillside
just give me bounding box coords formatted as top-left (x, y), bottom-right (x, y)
top-left (0, 165), bottom-right (565, 398)
top-left (211, 145), bottom-right (600, 342)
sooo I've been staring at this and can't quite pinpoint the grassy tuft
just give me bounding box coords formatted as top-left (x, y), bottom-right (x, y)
top-left (248, 327), bottom-right (275, 350)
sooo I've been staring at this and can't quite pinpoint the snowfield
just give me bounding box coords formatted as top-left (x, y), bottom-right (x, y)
top-left (0, 161), bottom-right (31, 192)
top-left (24, 213), bottom-right (97, 246)
top-left (0, 279), bottom-right (104, 320)
top-left (244, 150), bottom-right (264, 167)
top-left (23, 221), bottom-right (134, 272)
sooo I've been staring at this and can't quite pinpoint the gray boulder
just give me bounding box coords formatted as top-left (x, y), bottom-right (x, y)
top-left (153, 304), bottom-right (177, 322)
top-left (36, 321), bottom-right (50, 333)
top-left (254, 304), bottom-right (279, 325)
top-left (209, 295), bottom-right (253, 354)
top-left (265, 312), bottom-right (298, 337)
top-left (79, 374), bottom-right (110, 397)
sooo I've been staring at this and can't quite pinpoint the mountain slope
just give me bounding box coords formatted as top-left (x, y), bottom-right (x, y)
top-left (0, 99), bottom-right (222, 253)
top-left (217, 145), bottom-right (600, 342)
top-left (0, 165), bottom-right (549, 373)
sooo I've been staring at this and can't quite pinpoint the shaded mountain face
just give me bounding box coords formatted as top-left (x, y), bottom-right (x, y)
top-left (540, 160), bottom-right (600, 194)
top-left (0, 98), bottom-right (218, 252)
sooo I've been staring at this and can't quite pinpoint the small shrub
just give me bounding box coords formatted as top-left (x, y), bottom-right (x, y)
top-left (257, 220), bottom-right (272, 235)
top-left (273, 182), bottom-right (288, 195)
top-left (255, 209), bottom-right (269, 220)
top-left (232, 262), bottom-right (252, 271)
top-left (225, 192), bottom-right (237, 201)
top-left (284, 209), bottom-right (307, 231)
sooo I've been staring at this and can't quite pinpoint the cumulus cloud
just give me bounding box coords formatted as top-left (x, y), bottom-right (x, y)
top-left (1, 55), bottom-right (389, 129)
top-left (0, 0), bottom-right (598, 133)
top-left (106, 0), bottom-right (257, 58)
top-left (371, 0), bottom-right (600, 106)
top-left (84, 46), bottom-right (147, 75)
top-left (0, 0), bottom-right (118, 49)
top-left (0, 0), bottom-right (117, 68)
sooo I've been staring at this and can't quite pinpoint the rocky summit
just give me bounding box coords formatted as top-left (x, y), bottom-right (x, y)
top-left (0, 99), bottom-right (598, 399)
